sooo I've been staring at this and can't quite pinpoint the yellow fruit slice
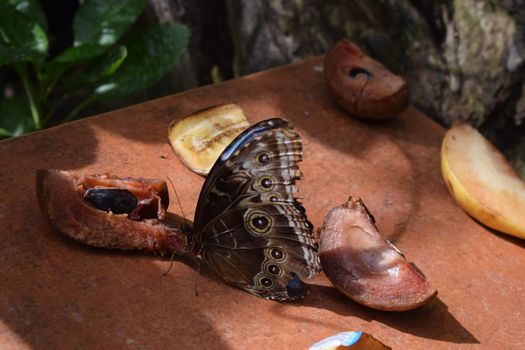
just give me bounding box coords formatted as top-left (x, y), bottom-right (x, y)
top-left (441, 123), bottom-right (525, 239)
top-left (168, 103), bottom-right (249, 175)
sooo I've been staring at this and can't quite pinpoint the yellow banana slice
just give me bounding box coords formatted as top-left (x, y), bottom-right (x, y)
top-left (441, 123), bottom-right (525, 239)
top-left (168, 103), bottom-right (249, 175)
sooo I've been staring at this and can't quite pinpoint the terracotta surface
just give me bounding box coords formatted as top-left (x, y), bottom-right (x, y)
top-left (1, 57), bottom-right (523, 349)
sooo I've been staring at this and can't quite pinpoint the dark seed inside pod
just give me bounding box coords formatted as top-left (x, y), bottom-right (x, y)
top-left (349, 67), bottom-right (373, 80)
top-left (84, 188), bottom-right (138, 214)
top-left (286, 273), bottom-right (307, 299)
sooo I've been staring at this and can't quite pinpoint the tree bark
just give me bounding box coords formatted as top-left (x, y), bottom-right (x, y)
top-left (146, 0), bottom-right (525, 176)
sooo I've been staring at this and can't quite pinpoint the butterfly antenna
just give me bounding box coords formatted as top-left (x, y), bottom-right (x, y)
top-left (163, 177), bottom-right (189, 277)
top-left (194, 260), bottom-right (201, 297)
top-left (166, 176), bottom-right (201, 298)
top-left (167, 177), bottom-right (189, 226)
top-left (162, 250), bottom-right (176, 276)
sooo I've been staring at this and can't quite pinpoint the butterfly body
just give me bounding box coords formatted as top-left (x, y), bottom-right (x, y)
top-left (190, 118), bottom-right (320, 300)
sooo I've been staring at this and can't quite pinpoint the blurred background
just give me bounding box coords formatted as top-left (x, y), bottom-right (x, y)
top-left (1, 0), bottom-right (524, 175)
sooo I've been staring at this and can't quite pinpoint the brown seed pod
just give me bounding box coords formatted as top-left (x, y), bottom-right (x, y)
top-left (324, 39), bottom-right (408, 120)
top-left (319, 196), bottom-right (436, 311)
top-left (36, 169), bottom-right (187, 255)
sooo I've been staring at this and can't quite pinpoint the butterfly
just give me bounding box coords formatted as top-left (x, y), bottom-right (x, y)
top-left (188, 118), bottom-right (321, 300)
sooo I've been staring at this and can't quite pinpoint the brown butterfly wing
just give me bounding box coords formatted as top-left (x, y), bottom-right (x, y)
top-left (192, 118), bottom-right (320, 300)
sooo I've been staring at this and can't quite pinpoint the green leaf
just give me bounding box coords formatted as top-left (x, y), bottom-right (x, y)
top-left (95, 23), bottom-right (190, 98)
top-left (0, 94), bottom-right (34, 137)
top-left (0, 1), bottom-right (48, 54)
top-left (52, 42), bottom-right (107, 63)
top-left (73, 0), bottom-right (146, 47)
top-left (60, 45), bottom-right (127, 89)
top-left (0, 45), bottom-right (36, 65)
top-left (83, 45), bottom-right (127, 82)
top-left (7, 0), bottom-right (48, 31)
top-left (41, 43), bottom-right (109, 99)
top-left (0, 128), bottom-right (13, 138)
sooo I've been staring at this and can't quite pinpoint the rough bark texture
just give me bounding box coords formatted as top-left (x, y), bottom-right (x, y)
top-left (146, 0), bottom-right (525, 176)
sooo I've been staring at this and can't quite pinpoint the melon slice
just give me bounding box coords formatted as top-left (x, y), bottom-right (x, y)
top-left (441, 123), bottom-right (525, 239)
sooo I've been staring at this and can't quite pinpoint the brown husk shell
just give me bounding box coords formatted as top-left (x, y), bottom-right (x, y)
top-left (36, 169), bottom-right (187, 255)
top-left (324, 39), bottom-right (408, 120)
top-left (319, 196), bottom-right (437, 311)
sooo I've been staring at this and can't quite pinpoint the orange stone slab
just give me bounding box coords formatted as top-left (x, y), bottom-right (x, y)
top-left (1, 57), bottom-right (523, 349)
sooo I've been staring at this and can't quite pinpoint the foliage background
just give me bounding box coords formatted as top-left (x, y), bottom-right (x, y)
top-left (1, 0), bottom-right (524, 176)
top-left (0, 0), bottom-right (189, 136)
top-left (149, 0), bottom-right (525, 176)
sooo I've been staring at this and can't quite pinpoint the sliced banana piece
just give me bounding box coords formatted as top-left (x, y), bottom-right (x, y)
top-left (441, 123), bottom-right (525, 239)
top-left (168, 103), bottom-right (249, 175)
